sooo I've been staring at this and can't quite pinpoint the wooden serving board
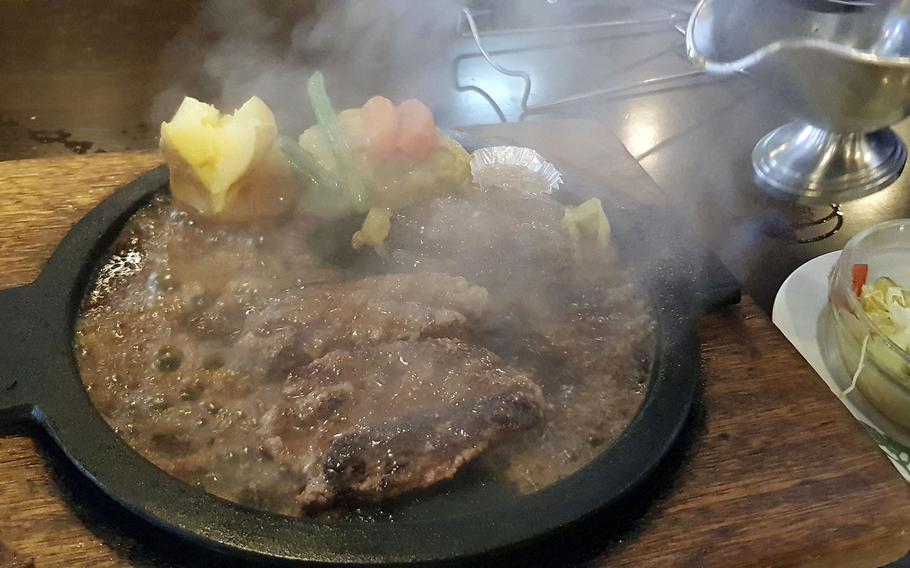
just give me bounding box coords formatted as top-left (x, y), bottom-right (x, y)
top-left (1, 121), bottom-right (909, 567)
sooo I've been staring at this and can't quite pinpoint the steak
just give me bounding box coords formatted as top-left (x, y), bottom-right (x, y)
top-left (257, 338), bottom-right (545, 509)
top-left (232, 272), bottom-right (489, 380)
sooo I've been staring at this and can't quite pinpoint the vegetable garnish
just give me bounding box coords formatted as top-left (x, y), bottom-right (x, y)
top-left (306, 71), bottom-right (369, 212)
top-left (852, 263), bottom-right (869, 297)
top-left (563, 198), bottom-right (611, 262)
top-left (352, 208), bottom-right (392, 252)
top-left (278, 136), bottom-right (353, 220)
top-left (279, 136), bottom-right (334, 188)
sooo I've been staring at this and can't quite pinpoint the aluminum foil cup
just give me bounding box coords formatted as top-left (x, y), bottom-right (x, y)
top-left (470, 146), bottom-right (563, 194)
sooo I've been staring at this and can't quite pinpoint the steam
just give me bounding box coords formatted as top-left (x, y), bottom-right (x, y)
top-left (150, 0), bottom-right (728, 309)
top-left (153, 0), bottom-right (463, 134)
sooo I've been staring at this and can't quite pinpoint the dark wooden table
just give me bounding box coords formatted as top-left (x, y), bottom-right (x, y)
top-left (2, 120), bottom-right (910, 567)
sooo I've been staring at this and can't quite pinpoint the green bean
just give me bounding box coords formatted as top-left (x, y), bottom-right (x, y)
top-left (278, 136), bottom-right (336, 190)
top-left (278, 136), bottom-right (353, 219)
top-left (306, 71), bottom-right (369, 212)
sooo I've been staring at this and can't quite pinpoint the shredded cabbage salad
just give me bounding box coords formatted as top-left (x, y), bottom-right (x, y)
top-left (857, 267), bottom-right (910, 351)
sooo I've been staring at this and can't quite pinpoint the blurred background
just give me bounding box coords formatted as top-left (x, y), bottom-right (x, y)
top-left (3, 0), bottom-right (910, 312)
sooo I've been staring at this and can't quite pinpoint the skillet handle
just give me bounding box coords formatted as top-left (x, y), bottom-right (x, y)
top-left (0, 285), bottom-right (43, 425)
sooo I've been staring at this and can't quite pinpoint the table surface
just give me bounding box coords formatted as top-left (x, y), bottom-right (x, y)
top-left (1, 120), bottom-right (910, 567)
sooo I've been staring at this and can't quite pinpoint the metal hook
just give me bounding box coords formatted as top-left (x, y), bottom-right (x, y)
top-left (791, 204), bottom-right (844, 244)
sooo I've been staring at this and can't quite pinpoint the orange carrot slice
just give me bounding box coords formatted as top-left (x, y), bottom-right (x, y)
top-left (361, 96), bottom-right (399, 160)
top-left (396, 99), bottom-right (438, 160)
top-left (852, 263), bottom-right (869, 297)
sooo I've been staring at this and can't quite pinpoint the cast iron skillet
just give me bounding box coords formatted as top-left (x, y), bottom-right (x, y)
top-left (0, 136), bottom-right (730, 565)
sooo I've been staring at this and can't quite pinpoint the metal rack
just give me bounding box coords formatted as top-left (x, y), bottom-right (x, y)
top-left (456, 1), bottom-right (730, 116)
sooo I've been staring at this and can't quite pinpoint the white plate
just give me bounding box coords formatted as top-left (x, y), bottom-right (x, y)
top-left (772, 251), bottom-right (910, 481)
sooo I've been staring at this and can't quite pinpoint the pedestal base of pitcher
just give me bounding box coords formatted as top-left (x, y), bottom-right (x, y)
top-left (752, 121), bottom-right (907, 204)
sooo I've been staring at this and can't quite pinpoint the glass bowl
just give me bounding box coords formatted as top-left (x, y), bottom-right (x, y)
top-left (829, 219), bottom-right (910, 430)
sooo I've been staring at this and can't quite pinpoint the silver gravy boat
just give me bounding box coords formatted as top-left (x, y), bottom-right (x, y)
top-left (687, 0), bottom-right (910, 203)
